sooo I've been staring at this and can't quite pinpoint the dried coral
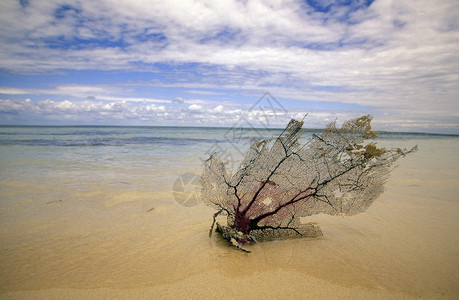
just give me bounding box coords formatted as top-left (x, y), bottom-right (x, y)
top-left (201, 115), bottom-right (417, 252)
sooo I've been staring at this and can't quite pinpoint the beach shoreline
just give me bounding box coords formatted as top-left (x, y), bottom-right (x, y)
top-left (1, 128), bottom-right (458, 298)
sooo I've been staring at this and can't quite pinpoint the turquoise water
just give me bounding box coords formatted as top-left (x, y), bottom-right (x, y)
top-left (0, 126), bottom-right (291, 192)
top-left (1, 126), bottom-right (454, 184)
top-left (0, 125), bottom-right (456, 208)
top-left (0, 126), bottom-right (225, 188)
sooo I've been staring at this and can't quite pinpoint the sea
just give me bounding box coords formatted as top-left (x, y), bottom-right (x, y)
top-left (0, 126), bottom-right (458, 298)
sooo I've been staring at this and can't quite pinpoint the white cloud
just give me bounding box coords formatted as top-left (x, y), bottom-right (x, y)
top-left (0, 0), bottom-right (458, 132)
top-left (172, 97), bottom-right (184, 103)
top-left (0, 96), bottom-right (456, 133)
top-left (0, 85), bottom-right (173, 104)
top-left (213, 105), bottom-right (223, 113)
top-left (0, 98), bottom-right (171, 124)
top-left (188, 104), bottom-right (203, 111)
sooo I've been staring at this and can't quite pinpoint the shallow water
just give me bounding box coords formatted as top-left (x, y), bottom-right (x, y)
top-left (0, 127), bottom-right (458, 298)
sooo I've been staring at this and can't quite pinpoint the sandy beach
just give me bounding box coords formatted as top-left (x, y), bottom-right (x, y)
top-left (0, 270), bottom-right (430, 299)
top-left (1, 133), bottom-right (458, 299)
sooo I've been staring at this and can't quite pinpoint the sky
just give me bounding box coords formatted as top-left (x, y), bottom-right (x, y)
top-left (0, 0), bottom-right (458, 133)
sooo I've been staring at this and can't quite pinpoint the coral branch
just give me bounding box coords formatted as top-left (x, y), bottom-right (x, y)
top-left (201, 115), bottom-right (417, 252)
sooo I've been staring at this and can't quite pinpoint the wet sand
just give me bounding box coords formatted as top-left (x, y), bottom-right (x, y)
top-left (1, 138), bottom-right (458, 299)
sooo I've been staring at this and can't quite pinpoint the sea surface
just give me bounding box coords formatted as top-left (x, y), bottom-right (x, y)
top-left (0, 126), bottom-right (458, 298)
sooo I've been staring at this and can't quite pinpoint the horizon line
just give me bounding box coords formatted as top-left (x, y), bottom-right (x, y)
top-left (0, 124), bottom-right (457, 137)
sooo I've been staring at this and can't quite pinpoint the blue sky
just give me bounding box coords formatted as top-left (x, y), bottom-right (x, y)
top-left (0, 0), bottom-right (458, 133)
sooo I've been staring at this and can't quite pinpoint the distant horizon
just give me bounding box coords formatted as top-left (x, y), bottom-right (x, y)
top-left (1, 123), bottom-right (458, 137)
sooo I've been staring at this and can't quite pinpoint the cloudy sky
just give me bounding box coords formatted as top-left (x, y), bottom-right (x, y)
top-left (0, 0), bottom-right (458, 133)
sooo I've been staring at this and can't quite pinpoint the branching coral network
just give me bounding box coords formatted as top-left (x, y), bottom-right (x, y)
top-left (201, 115), bottom-right (417, 252)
